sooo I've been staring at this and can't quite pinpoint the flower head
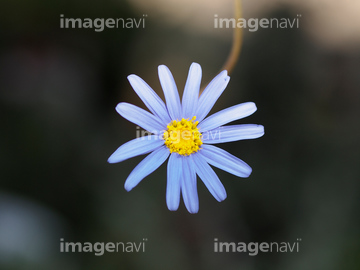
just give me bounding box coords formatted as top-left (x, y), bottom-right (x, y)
top-left (108, 63), bottom-right (264, 213)
top-left (163, 117), bottom-right (202, 155)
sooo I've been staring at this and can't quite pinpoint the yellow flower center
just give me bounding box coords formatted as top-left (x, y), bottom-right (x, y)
top-left (163, 117), bottom-right (203, 156)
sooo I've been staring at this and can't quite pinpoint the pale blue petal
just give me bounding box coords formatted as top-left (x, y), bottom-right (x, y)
top-left (116, 103), bottom-right (167, 134)
top-left (124, 146), bottom-right (169, 191)
top-left (182, 63), bottom-right (202, 119)
top-left (181, 156), bottom-right (199, 213)
top-left (128, 74), bottom-right (171, 124)
top-left (166, 153), bottom-right (182, 211)
top-left (199, 144), bottom-right (252, 178)
top-left (158, 65), bottom-right (182, 120)
top-left (108, 135), bottom-right (164, 164)
top-left (202, 124), bottom-right (264, 144)
top-left (199, 102), bottom-right (257, 132)
top-left (192, 153), bottom-right (227, 202)
top-left (195, 70), bottom-right (230, 122)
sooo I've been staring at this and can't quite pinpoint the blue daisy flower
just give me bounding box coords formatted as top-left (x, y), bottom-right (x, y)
top-left (108, 63), bottom-right (264, 213)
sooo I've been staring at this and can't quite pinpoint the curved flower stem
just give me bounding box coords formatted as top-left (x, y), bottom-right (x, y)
top-left (221, 0), bottom-right (243, 76)
top-left (200, 0), bottom-right (243, 94)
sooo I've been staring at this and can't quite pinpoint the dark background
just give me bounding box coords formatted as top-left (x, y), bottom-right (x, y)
top-left (1, 0), bottom-right (359, 269)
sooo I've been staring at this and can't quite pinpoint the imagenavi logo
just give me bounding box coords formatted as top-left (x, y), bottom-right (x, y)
top-left (214, 238), bottom-right (302, 255)
top-left (214, 14), bottom-right (301, 32)
top-left (60, 238), bottom-right (147, 256)
top-left (60, 14), bottom-right (147, 32)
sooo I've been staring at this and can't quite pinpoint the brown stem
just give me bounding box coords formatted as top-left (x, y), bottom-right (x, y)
top-left (200, 0), bottom-right (243, 94)
top-left (221, 0), bottom-right (243, 76)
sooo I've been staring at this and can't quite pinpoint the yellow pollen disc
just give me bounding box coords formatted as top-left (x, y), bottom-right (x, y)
top-left (163, 116), bottom-right (203, 156)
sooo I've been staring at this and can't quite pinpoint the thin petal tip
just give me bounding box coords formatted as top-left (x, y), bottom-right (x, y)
top-left (242, 102), bottom-right (257, 115)
top-left (158, 64), bottom-right (169, 72)
top-left (190, 62), bottom-right (202, 70)
top-left (127, 74), bottom-right (137, 82)
top-left (115, 102), bottom-right (125, 112)
top-left (243, 168), bottom-right (252, 178)
top-left (107, 156), bottom-right (118, 164)
top-left (218, 190), bottom-right (227, 202)
top-left (124, 182), bottom-right (134, 192)
top-left (188, 208), bottom-right (199, 214)
top-left (258, 125), bottom-right (265, 135)
top-left (167, 205), bottom-right (179, 211)
top-left (220, 70), bottom-right (228, 76)
top-left (185, 201), bottom-right (199, 214)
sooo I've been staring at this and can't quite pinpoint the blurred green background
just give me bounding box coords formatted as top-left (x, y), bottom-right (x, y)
top-left (1, 0), bottom-right (359, 269)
